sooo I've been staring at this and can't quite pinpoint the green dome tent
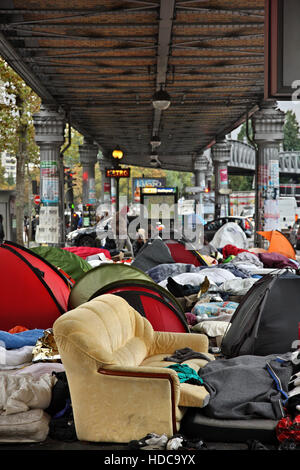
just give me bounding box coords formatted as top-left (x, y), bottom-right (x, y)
top-left (68, 263), bottom-right (152, 309)
top-left (31, 246), bottom-right (92, 283)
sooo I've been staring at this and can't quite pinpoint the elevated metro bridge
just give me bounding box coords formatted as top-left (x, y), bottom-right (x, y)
top-left (0, 1), bottom-right (294, 242)
top-left (228, 140), bottom-right (300, 177)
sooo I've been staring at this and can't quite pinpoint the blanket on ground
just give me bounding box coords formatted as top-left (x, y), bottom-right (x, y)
top-left (198, 353), bottom-right (293, 421)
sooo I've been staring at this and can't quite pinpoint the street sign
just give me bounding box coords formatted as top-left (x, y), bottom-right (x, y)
top-left (105, 168), bottom-right (130, 178)
top-left (34, 195), bottom-right (41, 205)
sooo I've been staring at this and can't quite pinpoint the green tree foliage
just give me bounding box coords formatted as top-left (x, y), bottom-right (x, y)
top-left (0, 58), bottom-right (41, 164)
top-left (61, 126), bottom-right (83, 168)
top-left (283, 110), bottom-right (300, 151)
top-left (237, 120), bottom-right (253, 145)
top-left (0, 57), bottom-right (41, 243)
top-left (229, 175), bottom-right (254, 191)
top-left (165, 170), bottom-right (193, 197)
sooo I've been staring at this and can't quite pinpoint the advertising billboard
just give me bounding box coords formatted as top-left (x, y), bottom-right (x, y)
top-left (132, 177), bottom-right (166, 202)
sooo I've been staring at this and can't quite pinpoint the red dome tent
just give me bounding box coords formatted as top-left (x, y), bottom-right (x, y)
top-left (0, 241), bottom-right (71, 331)
top-left (90, 280), bottom-right (189, 333)
top-left (165, 240), bottom-right (208, 267)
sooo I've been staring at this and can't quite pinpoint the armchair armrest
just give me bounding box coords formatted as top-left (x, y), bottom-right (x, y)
top-left (150, 330), bottom-right (209, 356)
top-left (96, 364), bottom-right (181, 439)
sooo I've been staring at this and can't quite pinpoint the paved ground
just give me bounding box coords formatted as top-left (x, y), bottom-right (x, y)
top-left (0, 438), bottom-right (278, 452)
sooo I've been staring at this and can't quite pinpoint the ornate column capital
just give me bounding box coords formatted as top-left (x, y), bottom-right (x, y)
top-left (252, 100), bottom-right (285, 144)
top-left (194, 153), bottom-right (209, 172)
top-left (79, 138), bottom-right (99, 166)
top-left (211, 138), bottom-right (231, 164)
top-left (33, 104), bottom-right (65, 147)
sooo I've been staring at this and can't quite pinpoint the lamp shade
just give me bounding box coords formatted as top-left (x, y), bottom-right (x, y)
top-left (152, 88), bottom-right (171, 111)
top-left (112, 148), bottom-right (123, 159)
top-left (150, 135), bottom-right (161, 148)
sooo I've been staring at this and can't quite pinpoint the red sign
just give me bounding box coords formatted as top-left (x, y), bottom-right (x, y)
top-left (220, 168), bottom-right (228, 184)
top-left (104, 182), bottom-right (110, 192)
top-left (34, 195), bottom-right (41, 205)
top-left (105, 168), bottom-right (130, 178)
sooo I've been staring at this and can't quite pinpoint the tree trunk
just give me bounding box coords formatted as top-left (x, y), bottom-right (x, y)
top-left (15, 99), bottom-right (27, 246)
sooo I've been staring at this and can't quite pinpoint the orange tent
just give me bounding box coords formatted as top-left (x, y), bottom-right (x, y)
top-left (257, 230), bottom-right (296, 260)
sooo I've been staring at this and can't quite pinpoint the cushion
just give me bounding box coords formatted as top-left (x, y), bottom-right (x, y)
top-left (192, 321), bottom-right (230, 338)
top-left (140, 353), bottom-right (211, 407)
top-left (0, 409), bottom-right (50, 442)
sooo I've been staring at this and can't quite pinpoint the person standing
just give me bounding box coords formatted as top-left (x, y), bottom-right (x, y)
top-left (0, 214), bottom-right (5, 244)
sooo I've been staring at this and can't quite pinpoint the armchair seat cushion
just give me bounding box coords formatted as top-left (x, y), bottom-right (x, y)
top-left (140, 353), bottom-right (212, 407)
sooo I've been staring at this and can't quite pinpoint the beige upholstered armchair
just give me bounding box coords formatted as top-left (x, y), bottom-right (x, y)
top-left (53, 294), bottom-right (212, 443)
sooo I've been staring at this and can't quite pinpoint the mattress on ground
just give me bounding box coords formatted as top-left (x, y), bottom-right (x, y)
top-left (0, 409), bottom-right (50, 443)
top-left (179, 408), bottom-right (278, 444)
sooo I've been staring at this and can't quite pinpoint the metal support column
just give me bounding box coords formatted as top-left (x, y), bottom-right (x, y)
top-left (252, 100), bottom-right (285, 247)
top-left (194, 154), bottom-right (209, 219)
top-left (79, 138), bottom-right (99, 206)
top-left (98, 154), bottom-right (112, 212)
top-left (211, 138), bottom-right (232, 219)
top-left (33, 104), bottom-right (66, 246)
top-left (194, 154), bottom-right (207, 191)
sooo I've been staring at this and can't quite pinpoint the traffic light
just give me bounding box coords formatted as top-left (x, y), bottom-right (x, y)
top-left (205, 180), bottom-right (212, 193)
top-left (64, 166), bottom-right (77, 188)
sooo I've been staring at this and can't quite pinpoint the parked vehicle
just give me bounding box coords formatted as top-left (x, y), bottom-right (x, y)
top-left (65, 215), bottom-right (139, 248)
top-left (204, 216), bottom-right (254, 242)
top-left (66, 217), bottom-right (112, 247)
top-left (240, 206), bottom-right (254, 221)
top-left (278, 197), bottom-right (297, 230)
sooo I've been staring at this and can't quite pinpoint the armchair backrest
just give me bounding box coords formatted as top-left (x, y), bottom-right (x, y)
top-left (53, 294), bottom-right (155, 367)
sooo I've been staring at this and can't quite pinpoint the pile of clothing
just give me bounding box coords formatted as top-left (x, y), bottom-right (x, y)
top-left (0, 326), bottom-right (76, 444)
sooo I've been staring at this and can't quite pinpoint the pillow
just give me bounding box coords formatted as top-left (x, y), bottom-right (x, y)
top-left (192, 321), bottom-right (231, 338)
